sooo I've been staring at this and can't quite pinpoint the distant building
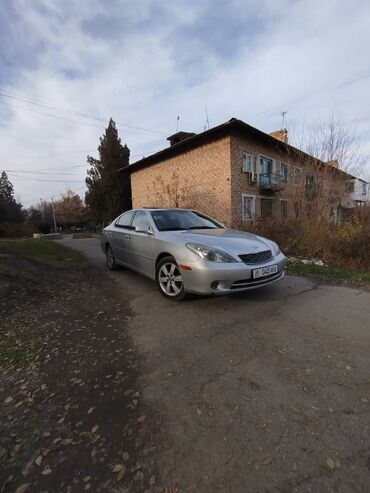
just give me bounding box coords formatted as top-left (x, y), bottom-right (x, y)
top-left (347, 177), bottom-right (369, 208)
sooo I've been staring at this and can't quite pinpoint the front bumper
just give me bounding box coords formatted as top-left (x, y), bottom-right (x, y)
top-left (181, 252), bottom-right (286, 295)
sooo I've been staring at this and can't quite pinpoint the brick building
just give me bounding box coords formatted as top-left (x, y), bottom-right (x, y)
top-left (119, 118), bottom-right (357, 227)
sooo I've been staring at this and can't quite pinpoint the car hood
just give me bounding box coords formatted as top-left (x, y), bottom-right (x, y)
top-left (162, 228), bottom-right (273, 256)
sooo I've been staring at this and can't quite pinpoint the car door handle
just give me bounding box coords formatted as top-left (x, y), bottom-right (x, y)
top-left (125, 235), bottom-right (131, 239)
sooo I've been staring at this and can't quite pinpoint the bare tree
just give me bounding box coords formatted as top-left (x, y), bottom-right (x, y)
top-left (145, 171), bottom-right (203, 210)
top-left (291, 114), bottom-right (367, 177)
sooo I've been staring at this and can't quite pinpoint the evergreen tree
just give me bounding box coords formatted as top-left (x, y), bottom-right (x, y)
top-left (0, 171), bottom-right (23, 223)
top-left (85, 119), bottom-right (131, 222)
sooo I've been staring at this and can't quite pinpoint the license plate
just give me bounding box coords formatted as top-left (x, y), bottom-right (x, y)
top-left (252, 264), bottom-right (278, 279)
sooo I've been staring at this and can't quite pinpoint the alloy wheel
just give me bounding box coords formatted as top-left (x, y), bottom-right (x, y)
top-left (158, 262), bottom-right (183, 296)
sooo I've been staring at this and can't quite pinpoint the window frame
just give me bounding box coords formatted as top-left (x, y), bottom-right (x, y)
top-left (241, 194), bottom-right (256, 221)
top-left (115, 210), bottom-right (135, 229)
top-left (280, 162), bottom-right (288, 183)
top-left (294, 166), bottom-right (302, 184)
top-left (131, 210), bottom-right (151, 231)
top-left (260, 197), bottom-right (274, 218)
top-left (259, 155), bottom-right (275, 174)
top-left (242, 152), bottom-right (253, 173)
top-left (280, 199), bottom-right (288, 219)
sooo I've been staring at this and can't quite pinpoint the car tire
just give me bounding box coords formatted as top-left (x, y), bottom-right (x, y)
top-left (106, 244), bottom-right (119, 271)
top-left (156, 256), bottom-right (187, 301)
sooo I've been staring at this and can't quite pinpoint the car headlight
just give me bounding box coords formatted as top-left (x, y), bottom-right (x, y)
top-left (186, 243), bottom-right (237, 263)
top-left (270, 241), bottom-right (280, 256)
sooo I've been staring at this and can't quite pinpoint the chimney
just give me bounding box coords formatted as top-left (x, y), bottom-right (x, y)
top-left (327, 160), bottom-right (339, 168)
top-left (166, 131), bottom-right (197, 147)
top-left (269, 129), bottom-right (288, 144)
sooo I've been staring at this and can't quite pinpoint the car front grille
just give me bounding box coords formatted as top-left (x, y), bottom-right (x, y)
top-left (239, 250), bottom-right (272, 264)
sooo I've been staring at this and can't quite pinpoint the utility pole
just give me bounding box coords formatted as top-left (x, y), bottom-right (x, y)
top-left (51, 198), bottom-right (57, 233)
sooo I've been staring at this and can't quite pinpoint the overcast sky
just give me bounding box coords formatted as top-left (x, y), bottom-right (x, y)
top-left (1, 0), bottom-right (370, 207)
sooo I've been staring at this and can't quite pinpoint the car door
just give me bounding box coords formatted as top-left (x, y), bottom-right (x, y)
top-left (111, 210), bottom-right (136, 266)
top-left (129, 210), bottom-right (156, 277)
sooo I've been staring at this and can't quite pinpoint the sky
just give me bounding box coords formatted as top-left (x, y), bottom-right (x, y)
top-left (1, 0), bottom-right (370, 207)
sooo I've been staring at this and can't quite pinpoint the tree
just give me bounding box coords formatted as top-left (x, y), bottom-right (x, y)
top-left (292, 114), bottom-right (367, 176)
top-left (85, 119), bottom-right (131, 222)
top-left (54, 189), bottom-right (84, 226)
top-left (0, 171), bottom-right (23, 223)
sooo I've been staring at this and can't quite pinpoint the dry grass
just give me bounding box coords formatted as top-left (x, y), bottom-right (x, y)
top-left (246, 210), bottom-right (370, 273)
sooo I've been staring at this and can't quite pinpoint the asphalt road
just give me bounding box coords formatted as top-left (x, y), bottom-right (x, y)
top-left (61, 237), bottom-right (370, 493)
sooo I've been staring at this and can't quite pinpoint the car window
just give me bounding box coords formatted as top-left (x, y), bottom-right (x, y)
top-left (150, 210), bottom-right (223, 231)
top-left (115, 210), bottom-right (135, 229)
top-left (132, 211), bottom-right (151, 231)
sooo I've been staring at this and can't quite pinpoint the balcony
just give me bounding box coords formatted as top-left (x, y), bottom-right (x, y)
top-left (259, 173), bottom-right (285, 192)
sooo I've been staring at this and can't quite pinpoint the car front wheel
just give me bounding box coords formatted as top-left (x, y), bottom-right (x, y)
top-left (157, 256), bottom-right (187, 301)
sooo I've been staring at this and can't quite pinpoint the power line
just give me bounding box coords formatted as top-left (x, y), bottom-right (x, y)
top-left (0, 148), bottom-right (95, 161)
top-left (0, 100), bottom-right (164, 137)
top-left (4, 169), bottom-right (85, 175)
top-left (0, 100), bottom-right (107, 129)
top-left (247, 72), bottom-right (370, 122)
top-left (0, 88), bottom-right (167, 136)
top-left (7, 173), bottom-right (85, 183)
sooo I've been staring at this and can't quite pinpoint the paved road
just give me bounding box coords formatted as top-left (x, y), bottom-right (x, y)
top-left (62, 238), bottom-right (370, 492)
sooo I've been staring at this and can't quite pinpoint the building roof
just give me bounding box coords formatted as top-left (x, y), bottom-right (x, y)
top-left (118, 117), bottom-right (355, 179)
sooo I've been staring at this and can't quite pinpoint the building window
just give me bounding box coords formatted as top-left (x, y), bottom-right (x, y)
top-left (260, 156), bottom-right (274, 175)
top-left (362, 182), bottom-right (367, 195)
top-left (242, 153), bottom-right (253, 173)
top-left (348, 181), bottom-right (355, 193)
top-left (280, 163), bottom-right (288, 183)
top-left (261, 198), bottom-right (273, 217)
top-left (280, 200), bottom-right (288, 218)
top-left (242, 194), bottom-right (255, 220)
top-left (294, 166), bottom-right (302, 184)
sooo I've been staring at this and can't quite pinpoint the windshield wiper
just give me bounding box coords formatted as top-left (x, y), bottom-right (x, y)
top-left (159, 227), bottom-right (187, 231)
top-left (187, 226), bottom-right (219, 230)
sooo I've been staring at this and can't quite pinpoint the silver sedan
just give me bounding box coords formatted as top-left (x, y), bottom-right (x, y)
top-left (101, 208), bottom-right (286, 300)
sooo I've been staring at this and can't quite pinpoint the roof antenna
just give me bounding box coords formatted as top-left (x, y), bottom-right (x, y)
top-left (281, 111), bottom-right (287, 129)
top-left (205, 105), bottom-right (210, 130)
top-left (176, 116), bottom-right (180, 132)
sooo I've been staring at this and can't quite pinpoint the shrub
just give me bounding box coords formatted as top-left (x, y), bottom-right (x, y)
top-left (0, 222), bottom-right (38, 239)
top-left (243, 213), bottom-right (370, 273)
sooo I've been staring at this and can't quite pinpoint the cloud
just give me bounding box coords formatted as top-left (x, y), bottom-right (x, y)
top-left (0, 0), bottom-right (369, 206)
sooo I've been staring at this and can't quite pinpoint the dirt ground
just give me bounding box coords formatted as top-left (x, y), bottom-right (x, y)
top-left (2, 239), bottom-right (370, 493)
top-left (0, 255), bottom-right (157, 492)
top-left (63, 238), bottom-right (370, 493)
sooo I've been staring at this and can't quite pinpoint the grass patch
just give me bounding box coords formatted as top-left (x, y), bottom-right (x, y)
top-left (0, 329), bottom-right (39, 368)
top-left (0, 239), bottom-right (84, 263)
top-left (287, 261), bottom-right (370, 283)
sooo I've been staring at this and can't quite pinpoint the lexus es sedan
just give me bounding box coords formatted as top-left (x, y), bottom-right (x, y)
top-left (101, 208), bottom-right (286, 300)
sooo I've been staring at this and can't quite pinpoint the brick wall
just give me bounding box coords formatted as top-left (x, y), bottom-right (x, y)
top-left (230, 133), bottom-right (314, 227)
top-left (130, 136), bottom-right (233, 226)
top-left (129, 131), bottom-right (347, 229)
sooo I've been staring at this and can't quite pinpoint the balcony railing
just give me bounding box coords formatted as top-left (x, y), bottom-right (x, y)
top-left (259, 173), bottom-right (285, 192)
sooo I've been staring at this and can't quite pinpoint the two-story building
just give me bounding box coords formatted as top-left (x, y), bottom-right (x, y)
top-left (120, 118), bottom-right (358, 227)
top-left (347, 177), bottom-right (370, 208)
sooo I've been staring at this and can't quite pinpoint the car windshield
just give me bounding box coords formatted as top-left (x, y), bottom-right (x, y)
top-left (150, 210), bottom-right (223, 232)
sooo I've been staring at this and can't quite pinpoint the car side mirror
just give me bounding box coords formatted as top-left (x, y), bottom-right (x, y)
top-left (135, 226), bottom-right (154, 235)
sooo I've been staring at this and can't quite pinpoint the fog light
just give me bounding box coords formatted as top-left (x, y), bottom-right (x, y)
top-left (210, 281), bottom-right (219, 289)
